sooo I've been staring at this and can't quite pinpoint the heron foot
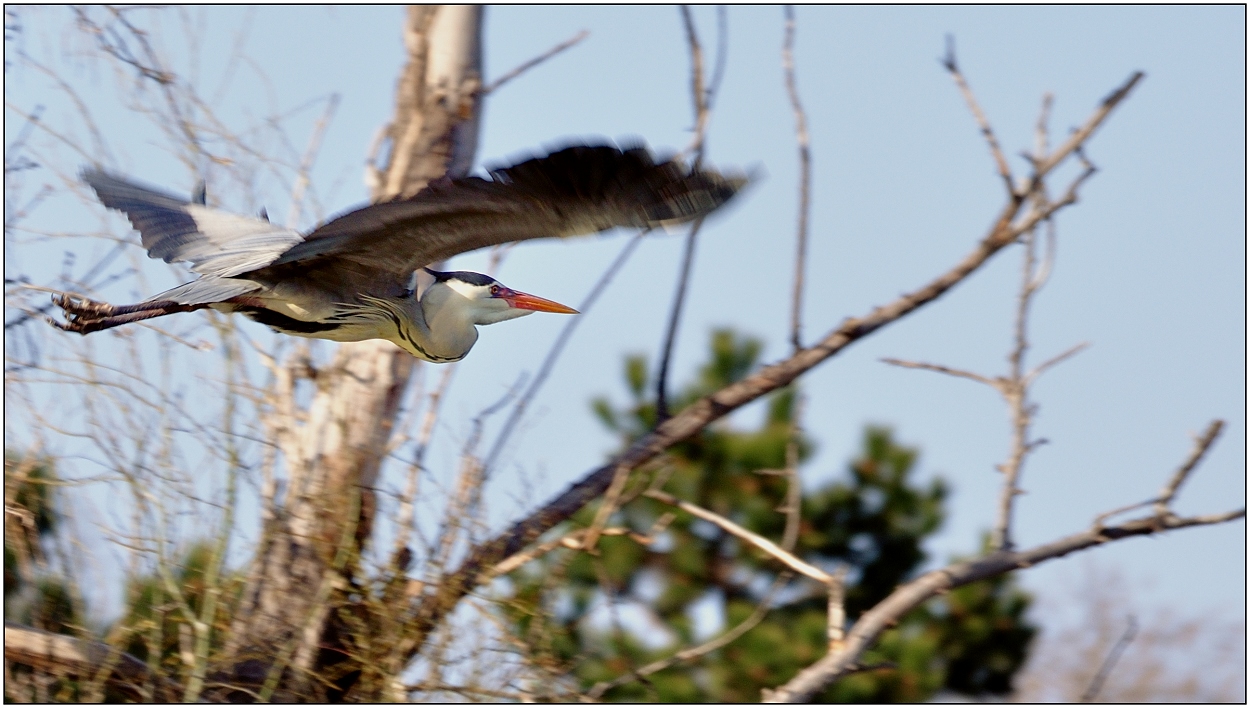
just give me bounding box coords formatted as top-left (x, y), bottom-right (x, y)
top-left (50, 295), bottom-right (203, 334)
top-left (52, 293), bottom-right (121, 318)
top-left (50, 294), bottom-right (131, 334)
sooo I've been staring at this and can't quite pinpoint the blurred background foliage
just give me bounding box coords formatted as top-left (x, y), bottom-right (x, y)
top-left (6, 331), bottom-right (1238, 702)
top-left (4, 451), bottom-right (85, 637)
top-left (113, 543), bottom-right (244, 679)
top-left (502, 329), bottom-right (1036, 701)
top-left (4, 451), bottom-right (241, 699)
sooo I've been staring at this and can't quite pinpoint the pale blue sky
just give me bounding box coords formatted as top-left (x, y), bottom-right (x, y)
top-left (5, 6), bottom-right (1244, 633)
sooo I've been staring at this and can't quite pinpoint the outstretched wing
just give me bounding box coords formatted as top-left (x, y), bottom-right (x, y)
top-left (82, 169), bottom-right (304, 278)
top-left (262, 144), bottom-right (747, 279)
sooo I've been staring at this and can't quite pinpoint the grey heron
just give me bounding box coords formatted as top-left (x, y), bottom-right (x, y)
top-left (52, 144), bottom-right (745, 363)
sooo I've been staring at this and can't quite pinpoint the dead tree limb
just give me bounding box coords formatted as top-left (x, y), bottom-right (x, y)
top-left (763, 418), bottom-right (1240, 702)
top-left (4, 622), bottom-right (178, 702)
top-left (400, 69), bottom-right (1148, 667)
top-left (222, 6), bottom-right (484, 701)
top-left (764, 505), bottom-right (1243, 702)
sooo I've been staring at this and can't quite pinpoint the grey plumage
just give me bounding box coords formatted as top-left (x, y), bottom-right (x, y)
top-left (57, 143), bottom-right (747, 362)
top-left (264, 144), bottom-right (743, 278)
top-left (151, 278), bottom-right (263, 307)
top-left (82, 170), bottom-right (304, 280)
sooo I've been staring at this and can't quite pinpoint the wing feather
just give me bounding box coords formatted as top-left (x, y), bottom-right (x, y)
top-left (82, 169), bottom-right (304, 278)
top-left (146, 277), bottom-right (263, 305)
top-left (263, 144), bottom-right (746, 278)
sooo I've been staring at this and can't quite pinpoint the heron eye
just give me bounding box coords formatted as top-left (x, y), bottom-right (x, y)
top-left (490, 285), bottom-right (500, 296)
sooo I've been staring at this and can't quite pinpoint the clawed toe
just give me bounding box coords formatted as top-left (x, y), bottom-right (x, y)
top-left (48, 294), bottom-right (116, 334)
top-left (53, 294), bottom-right (117, 317)
top-left (44, 315), bottom-right (83, 333)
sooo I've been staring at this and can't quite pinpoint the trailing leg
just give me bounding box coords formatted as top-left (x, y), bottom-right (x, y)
top-left (50, 294), bottom-right (206, 334)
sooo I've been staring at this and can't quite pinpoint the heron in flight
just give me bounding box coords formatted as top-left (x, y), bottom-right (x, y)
top-left (52, 144), bottom-right (745, 363)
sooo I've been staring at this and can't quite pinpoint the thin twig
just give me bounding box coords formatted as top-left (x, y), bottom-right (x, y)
top-left (783, 5), bottom-right (812, 352)
top-left (1079, 615), bottom-right (1138, 702)
top-left (1090, 499), bottom-right (1154, 530)
top-left (993, 220), bottom-right (1042, 551)
top-left (491, 526), bottom-right (641, 576)
top-left (587, 572), bottom-right (791, 699)
top-left (1154, 420), bottom-right (1224, 515)
top-left (656, 6), bottom-right (715, 421)
top-left (580, 460), bottom-right (636, 555)
top-left (645, 489), bottom-right (831, 583)
top-left (706, 7), bottom-right (729, 112)
top-left (879, 357), bottom-right (999, 389)
top-left (1034, 92), bottom-right (1054, 161)
top-left (826, 566), bottom-right (849, 648)
top-left (285, 93), bottom-right (340, 229)
top-left (780, 392), bottom-right (804, 552)
top-left (406, 682), bottom-right (532, 701)
top-left (1034, 72), bottom-right (1144, 179)
top-left (1026, 341), bottom-right (1090, 384)
top-left (392, 364), bottom-right (455, 564)
top-left (483, 30), bottom-right (589, 94)
top-left (482, 230), bottom-right (645, 480)
top-left (680, 6), bottom-right (709, 160)
top-left (427, 379), bottom-right (523, 577)
top-left (942, 35), bottom-right (1015, 195)
top-left (654, 217), bottom-right (703, 423)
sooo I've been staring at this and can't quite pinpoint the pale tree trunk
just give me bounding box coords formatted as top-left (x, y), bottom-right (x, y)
top-left (221, 6), bottom-right (483, 700)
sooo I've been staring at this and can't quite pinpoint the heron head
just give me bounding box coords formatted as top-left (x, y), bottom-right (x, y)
top-left (423, 269), bottom-right (577, 326)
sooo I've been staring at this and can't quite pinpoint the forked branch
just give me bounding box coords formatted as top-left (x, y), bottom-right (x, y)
top-left (765, 420), bottom-right (1241, 702)
top-left (401, 71), bottom-right (1144, 662)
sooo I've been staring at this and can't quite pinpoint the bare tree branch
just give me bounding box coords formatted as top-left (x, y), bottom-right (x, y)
top-left (680, 6), bottom-right (709, 160)
top-left (783, 5), bottom-right (812, 353)
top-left (580, 452), bottom-right (638, 555)
top-left (285, 93), bottom-right (340, 229)
top-left (942, 35), bottom-right (1015, 195)
top-left (994, 220), bottom-right (1044, 552)
top-left (764, 507), bottom-right (1243, 702)
top-left (707, 7), bottom-right (729, 111)
top-left (492, 516), bottom-right (672, 577)
top-left (483, 29), bottom-right (589, 95)
top-left (1155, 419), bottom-right (1225, 515)
top-left (482, 230), bottom-right (646, 483)
top-left (656, 6), bottom-right (714, 422)
top-left (880, 357), bottom-right (999, 389)
top-left (1079, 614), bottom-right (1138, 702)
top-left (1034, 71), bottom-right (1144, 180)
top-left (402, 73), bottom-right (1136, 656)
top-left (4, 622), bottom-right (178, 701)
top-left (586, 572), bottom-right (791, 699)
top-left (645, 489), bottom-right (831, 583)
top-left (1026, 341), bottom-right (1090, 384)
top-left (654, 217), bottom-right (703, 423)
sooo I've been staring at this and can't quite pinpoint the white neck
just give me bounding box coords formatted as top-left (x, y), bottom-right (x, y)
top-left (414, 286), bottom-right (479, 362)
top-left (386, 280), bottom-right (532, 362)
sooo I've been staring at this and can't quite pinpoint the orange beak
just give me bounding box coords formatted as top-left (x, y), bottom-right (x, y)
top-left (499, 288), bottom-right (579, 314)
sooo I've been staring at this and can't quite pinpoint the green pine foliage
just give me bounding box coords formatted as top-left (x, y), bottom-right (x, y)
top-left (503, 329), bottom-right (1036, 701)
top-left (114, 542), bottom-right (244, 674)
top-left (4, 451), bottom-right (84, 636)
